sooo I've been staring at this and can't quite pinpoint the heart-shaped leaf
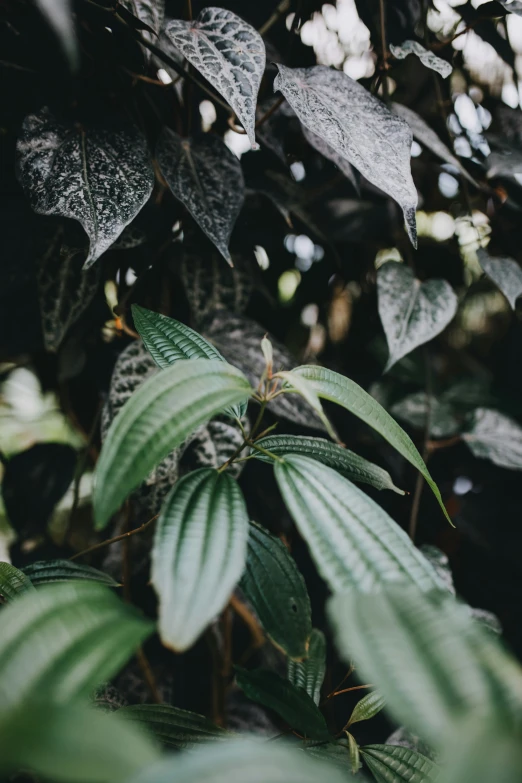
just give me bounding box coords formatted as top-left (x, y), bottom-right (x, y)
top-left (477, 248), bottom-right (522, 310)
top-left (274, 455), bottom-right (443, 593)
top-left (291, 366), bottom-right (450, 523)
top-left (152, 468), bottom-right (249, 651)
top-left (157, 129), bottom-right (244, 264)
top-left (254, 435), bottom-right (405, 495)
top-left (463, 408), bottom-right (522, 469)
top-left (360, 744), bottom-right (438, 783)
top-left (390, 40), bottom-right (452, 78)
top-left (121, 704), bottom-right (229, 749)
top-left (0, 582), bottom-right (153, 707)
top-left (163, 8), bottom-right (265, 147)
top-left (235, 667), bottom-right (330, 740)
top-left (287, 628), bottom-right (326, 705)
top-left (377, 261), bottom-right (458, 371)
top-left (22, 559), bottom-right (118, 587)
top-left (348, 692), bottom-right (386, 726)
top-left (240, 521), bottom-right (312, 660)
top-left (0, 562), bottom-right (35, 601)
top-left (273, 65), bottom-right (418, 246)
top-left (131, 304), bottom-right (246, 419)
top-left (16, 107), bottom-right (154, 267)
top-left (93, 359), bottom-right (252, 529)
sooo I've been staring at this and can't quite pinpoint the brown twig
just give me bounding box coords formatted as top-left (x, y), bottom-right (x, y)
top-left (255, 96), bottom-right (285, 130)
top-left (69, 514), bottom-right (158, 561)
top-left (378, 0), bottom-right (389, 102)
top-left (136, 646), bottom-right (163, 704)
top-left (258, 0), bottom-right (291, 37)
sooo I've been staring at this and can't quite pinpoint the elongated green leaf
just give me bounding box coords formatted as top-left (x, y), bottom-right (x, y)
top-left (235, 667), bottom-right (330, 740)
top-left (131, 305), bottom-right (245, 419)
top-left (0, 702), bottom-right (159, 783)
top-left (120, 704), bottom-right (229, 749)
top-left (240, 522), bottom-right (312, 660)
top-left (22, 559), bottom-right (118, 587)
top-left (360, 744), bottom-right (438, 783)
top-left (254, 435), bottom-right (405, 495)
top-left (328, 588), bottom-right (522, 746)
top-left (93, 359), bottom-right (252, 529)
top-left (348, 692), bottom-right (386, 726)
top-left (277, 371), bottom-right (338, 442)
top-left (292, 366), bottom-right (451, 524)
top-left (346, 733), bottom-right (362, 774)
top-left (443, 717), bottom-right (522, 783)
top-left (0, 582), bottom-right (153, 708)
top-left (129, 737), bottom-right (356, 783)
top-left (303, 739), bottom-right (354, 771)
top-left (0, 562), bottom-right (35, 600)
top-left (275, 455), bottom-right (442, 594)
top-left (287, 628), bottom-right (326, 705)
top-left (152, 469), bottom-right (249, 651)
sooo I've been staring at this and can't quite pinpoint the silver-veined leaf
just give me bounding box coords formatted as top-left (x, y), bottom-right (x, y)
top-left (93, 359), bottom-right (252, 529)
top-left (348, 692), bottom-right (386, 727)
top-left (477, 248), bottom-right (522, 310)
top-left (34, 0), bottom-right (78, 69)
top-left (235, 667), bottom-right (330, 740)
top-left (377, 261), bottom-right (458, 371)
top-left (302, 125), bottom-right (359, 191)
top-left (240, 521), bottom-right (312, 660)
top-left (287, 628), bottom-right (326, 705)
top-left (121, 704), bottom-right (229, 749)
top-left (390, 41), bottom-right (452, 78)
top-left (273, 64), bottom-right (418, 246)
top-left (163, 8), bottom-right (265, 147)
top-left (181, 417), bottom-right (247, 480)
top-left (462, 408), bottom-right (522, 469)
top-left (157, 129), bottom-right (244, 264)
top-left (128, 737), bottom-right (356, 783)
top-left (131, 304), bottom-right (246, 419)
top-left (291, 366), bottom-right (451, 523)
top-left (22, 559), bottom-right (118, 587)
top-left (121, 0), bottom-right (164, 47)
top-left (0, 582), bottom-right (153, 708)
top-left (0, 702), bottom-right (159, 783)
top-left (275, 455), bottom-right (442, 593)
top-left (360, 744), bottom-right (438, 783)
top-left (254, 435), bottom-right (405, 495)
top-left (0, 562), bottom-right (35, 601)
top-left (16, 108), bottom-right (154, 267)
top-left (152, 468), bottom-right (249, 651)
top-left (391, 392), bottom-right (460, 439)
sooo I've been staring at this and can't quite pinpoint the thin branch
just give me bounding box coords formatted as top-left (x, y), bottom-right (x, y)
top-left (378, 0), bottom-right (389, 102)
top-left (255, 96), bottom-right (285, 130)
top-left (409, 347), bottom-right (432, 541)
top-left (258, 0), bottom-right (291, 37)
top-left (136, 646), bottom-right (162, 704)
top-left (69, 514), bottom-right (158, 561)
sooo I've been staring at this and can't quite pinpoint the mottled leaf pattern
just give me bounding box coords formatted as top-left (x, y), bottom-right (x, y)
top-left (273, 65), bottom-right (418, 245)
top-left (391, 393), bottom-right (460, 438)
top-left (302, 125), bottom-right (359, 191)
top-left (377, 262), bottom-right (458, 370)
top-left (157, 129), bottom-right (244, 264)
top-left (120, 0), bottom-right (164, 46)
top-left (34, 0), bottom-right (78, 68)
top-left (360, 744), bottom-right (439, 783)
top-left (392, 103), bottom-right (478, 187)
top-left (163, 8), bottom-right (265, 147)
top-left (287, 628), bottom-right (326, 704)
top-left (16, 108), bottom-right (154, 267)
top-left (477, 248), bottom-right (522, 310)
top-left (463, 408), bottom-right (522, 469)
top-left (180, 417), bottom-right (246, 480)
top-left (390, 40), bottom-right (452, 78)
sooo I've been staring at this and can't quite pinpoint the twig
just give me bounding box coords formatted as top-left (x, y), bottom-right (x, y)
top-left (229, 594), bottom-right (265, 649)
top-left (258, 0), bottom-right (291, 37)
top-left (69, 514), bottom-right (158, 561)
top-left (409, 347), bottom-right (432, 541)
top-left (322, 684), bottom-right (373, 705)
top-left (255, 96), bottom-right (285, 129)
top-left (136, 646), bottom-right (162, 704)
top-left (378, 0), bottom-right (389, 102)
top-left (186, 0), bottom-right (192, 21)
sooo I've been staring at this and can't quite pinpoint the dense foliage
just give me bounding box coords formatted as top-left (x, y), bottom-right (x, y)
top-left (2, 0), bottom-right (522, 781)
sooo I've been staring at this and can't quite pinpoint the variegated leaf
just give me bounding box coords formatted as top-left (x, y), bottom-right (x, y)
top-left (120, 0), bottom-right (164, 48)
top-left (392, 103), bottom-right (478, 187)
top-left (302, 125), bottom-right (359, 192)
top-left (463, 408), bottom-right (522, 469)
top-left (36, 226), bottom-right (100, 352)
top-left (377, 262), bottom-right (458, 371)
top-left (163, 8), bottom-right (265, 147)
top-left (390, 40), bottom-right (452, 78)
top-left (273, 65), bottom-right (418, 246)
top-left (157, 129), bottom-right (244, 264)
top-left (203, 311), bottom-right (325, 430)
top-left (16, 108), bottom-right (154, 267)
top-left (391, 392), bottom-right (460, 438)
top-left (498, 0), bottom-right (522, 15)
top-left (477, 248), bottom-right (522, 310)
top-left (180, 417), bottom-right (247, 480)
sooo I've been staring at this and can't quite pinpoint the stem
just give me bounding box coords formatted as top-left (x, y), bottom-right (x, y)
top-left (248, 441), bottom-right (284, 463)
top-left (409, 347), bottom-right (432, 542)
top-left (186, 0), bottom-right (192, 21)
top-left (69, 514), bottom-right (159, 561)
top-left (258, 0), bottom-right (291, 37)
top-left (255, 96), bottom-right (285, 130)
top-left (136, 646), bottom-right (162, 704)
top-left (378, 0), bottom-right (389, 102)
top-left (427, 435), bottom-right (462, 452)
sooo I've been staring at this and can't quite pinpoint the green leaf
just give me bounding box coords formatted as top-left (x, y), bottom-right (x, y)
top-left (442, 717), bottom-right (522, 783)
top-left (240, 521), bottom-right (312, 660)
top-left (328, 588), bottom-right (522, 746)
top-left (131, 305), bottom-right (245, 419)
top-left (277, 370), bottom-right (339, 442)
top-left (0, 562), bottom-right (35, 600)
top-left (0, 702), bottom-right (159, 783)
top-left (120, 704), bottom-right (229, 749)
top-left (22, 559), bottom-right (118, 587)
top-left (152, 469), bottom-right (249, 651)
top-left (287, 628), bottom-right (326, 705)
top-left (303, 739), bottom-right (354, 771)
top-left (0, 582), bottom-right (153, 708)
top-left (346, 732), bottom-right (362, 774)
top-left (477, 247), bottom-right (522, 310)
top-left (462, 408), bottom-right (522, 469)
top-left (274, 455), bottom-right (442, 593)
top-left (292, 366), bottom-right (451, 524)
top-left (348, 692), bottom-right (386, 727)
top-left (254, 435), bottom-right (405, 495)
top-left (128, 737), bottom-right (356, 783)
top-left (235, 667), bottom-right (330, 740)
top-left (360, 744), bottom-right (438, 783)
top-left (93, 359), bottom-right (252, 529)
